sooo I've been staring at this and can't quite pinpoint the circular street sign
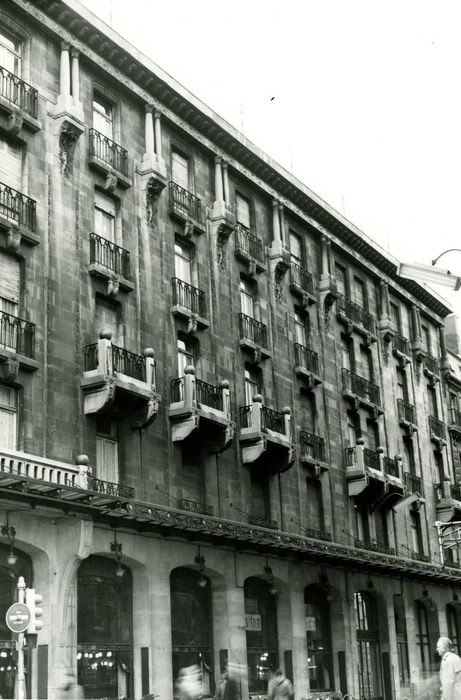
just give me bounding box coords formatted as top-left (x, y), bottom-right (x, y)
top-left (5, 603), bottom-right (30, 633)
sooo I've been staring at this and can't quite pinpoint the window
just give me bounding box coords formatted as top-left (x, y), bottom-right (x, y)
top-left (0, 252), bottom-right (20, 317)
top-left (366, 419), bottom-right (378, 450)
top-left (305, 586), bottom-right (333, 691)
top-left (93, 94), bottom-right (113, 139)
top-left (177, 336), bottom-right (194, 376)
top-left (374, 509), bottom-right (389, 548)
top-left (94, 191), bottom-right (116, 243)
top-left (236, 193), bottom-right (251, 229)
top-left (171, 150), bottom-right (189, 191)
top-left (403, 436), bottom-right (416, 475)
top-left (390, 303), bottom-right (401, 333)
top-left (347, 412), bottom-right (359, 446)
top-left (360, 346), bottom-right (373, 381)
top-left (410, 509), bottom-right (423, 555)
top-left (335, 263), bottom-right (347, 297)
top-left (354, 592), bottom-right (383, 700)
top-left (174, 240), bottom-right (192, 285)
top-left (426, 384), bottom-right (438, 417)
top-left (415, 601), bottom-right (431, 672)
top-left (245, 578), bottom-right (278, 694)
top-left (434, 450), bottom-right (445, 483)
top-left (250, 469), bottom-right (270, 522)
top-left (181, 440), bottom-right (203, 504)
top-left (305, 480), bottom-right (324, 532)
top-left (0, 138), bottom-right (22, 192)
top-left (447, 604), bottom-right (461, 655)
top-left (355, 506), bottom-right (370, 543)
top-left (96, 416), bottom-right (119, 485)
top-left (394, 595), bottom-right (410, 686)
top-left (0, 29), bottom-right (21, 75)
top-left (354, 277), bottom-right (366, 308)
top-left (289, 232), bottom-right (303, 266)
top-left (421, 325), bottom-right (431, 353)
top-left (0, 384), bottom-right (17, 449)
top-left (240, 278), bottom-right (255, 318)
top-left (95, 298), bottom-right (122, 346)
top-left (396, 367), bottom-right (409, 403)
top-left (244, 366), bottom-right (260, 405)
top-left (301, 391), bottom-right (317, 433)
top-left (341, 336), bottom-right (353, 372)
top-left (294, 309), bottom-right (309, 347)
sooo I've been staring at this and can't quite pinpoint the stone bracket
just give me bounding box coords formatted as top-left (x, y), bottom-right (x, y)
top-left (0, 355), bottom-right (20, 383)
top-left (131, 391), bottom-right (161, 430)
top-left (82, 376), bottom-right (116, 415)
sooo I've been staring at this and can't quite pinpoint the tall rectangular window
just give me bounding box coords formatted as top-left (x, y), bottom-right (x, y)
top-left (236, 193), bottom-right (251, 229)
top-left (390, 303), bottom-right (401, 333)
top-left (177, 337), bottom-right (194, 376)
top-left (94, 191), bottom-right (116, 243)
top-left (96, 417), bottom-right (119, 485)
top-left (410, 510), bottom-right (423, 554)
top-left (335, 263), bottom-right (347, 297)
top-left (244, 367), bottom-right (259, 406)
top-left (415, 602), bottom-right (431, 672)
top-left (93, 95), bottom-right (113, 139)
top-left (354, 277), bottom-right (366, 308)
top-left (289, 232), bottom-right (303, 266)
top-left (394, 595), bottom-right (410, 686)
top-left (0, 252), bottom-right (20, 317)
top-left (174, 241), bottom-right (192, 284)
top-left (240, 279), bottom-right (254, 318)
top-left (0, 30), bottom-right (21, 75)
top-left (294, 310), bottom-right (308, 347)
top-left (0, 384), bottom-right (17, 449)
top-left (341, 337), bottom-right (353, 372)
top-left (360, 347), bottom-right (373, 381)
top-left (171, 151), bottom-right (189, 191)
top-left (426, 384), bottom-right (438, 417)
top-left (421, 325), bottom-right (431, 353)
top-left (305, 480), bottom-right (324, 531)
top-left (396, 367), bottom-right (409, 403)
top-left (94, 299), bottom-right (121, 345)
top-left (0, 138), bottom-right (22, 192)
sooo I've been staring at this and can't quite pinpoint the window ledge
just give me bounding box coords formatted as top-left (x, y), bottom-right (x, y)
top-left (0, 217), bottom-right (39, 247)
top-left (171, 305), bottom-right (209, 330)
top-left (0, 348), bottom-right (39, 376)
top-left (239, 337), bottom-right (271, 360)
top-left (0, 95), bottom-right (41, 134)
top-left (235, 246), bottom-right (266, 273)
top-left (289, 281), bottom-right (316, 305)
top-left (88, 155), bottom-right (132, 190)
top-left (88, 263), bottom-right (134, 293)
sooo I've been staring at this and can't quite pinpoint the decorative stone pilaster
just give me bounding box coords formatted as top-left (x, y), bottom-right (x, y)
top-left (137, 105), bottom-right (167, 210)
top-left (410, 304), bottom-right (425, 381)
top-left (269, 199), bottom-right (290, 304)
top-left (378, 281), bottom-right (395, 365)
top-left (318, 236), bottom-right (339, 329)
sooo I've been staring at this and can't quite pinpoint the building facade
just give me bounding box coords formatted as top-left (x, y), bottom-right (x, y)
top-left (0, 1), bottom-right (460, 698)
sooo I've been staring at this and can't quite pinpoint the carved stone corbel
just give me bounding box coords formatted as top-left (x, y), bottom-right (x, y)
top-left (216, 224), bottom-right (233, 269)
top-left (6, 226), bottom-right (21, 252)
top-left (0, 356), bottom-right (20, 383)
top-left (132, 391), bottom-right (161, 430)
top-left (252, 346), bottom-right (262, 365)
top-left (7, 112), bottom-right (23, 136)
top-left (274, 261), bottom-right (288, 304)
top-left (187, 314), bottom-right (198, 334)
top-left (146, 178), bottom-right (164, 224)
top-left (77, 519), bottom-right (94, 560)
top-left (106, 274), bottom-right (120, 297)
top-left (104, 173), bottom-right (118, 192)
top-left (59, 120), bottom-right (82, 177)
top-left (83, 375), bottom-right (116, 415)
top-left (247, 260), bottom-right (257, 277)
top-left (184, 221), bottom-right (194, 239)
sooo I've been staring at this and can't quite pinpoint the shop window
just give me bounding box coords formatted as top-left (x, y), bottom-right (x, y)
top-left (78, 555), bottom-right (133, 700)
top-left (0, 384), bottom-right (17, 449)
top-left (245, 577), bottom-right (278, 694)
top-left (393, 595), bottom-right (410, 687)
top-left (0, 28), bottom-right (21, 75)
top-left (415, 598), bottom-right (440, 674)
top-left (170, 567), bottom-right (213, 697)
top-left (305, 585), bottom-right (333, 691)
top-left (354, 591), bottom-right (383, 700)
top-left (93, 93), bottom-right (113, 139)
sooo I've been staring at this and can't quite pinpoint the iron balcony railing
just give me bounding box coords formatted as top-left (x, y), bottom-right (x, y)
top-left (451, 408), bottom-right (461, 428)
top-left (239, 312), bottom-right (267, 347)
top-left (239, 404), bottom-right (286, 435)
top-left (84, 343), bottom-right (146, 381)
top-left (294, 343), bottom-right (319, 375)
top-left (89, 128), bottom-right (128, 176)
top-left (235, 223), bottom-right (264, 263)
top-left (0, 181), bottom-right (36, 231)
top-left (429, 415), bottom-right (446, 440)
top-left (397, 398), bottom-right (416, 425)
top-left (196, 378), bottom-right (224, 411)
top-left (337, 295), bottom-right (375, 333)
top-left (342, 368), bottom-right (381, 406)
top-left (404, 472), bottom-right (424, 496)
top-left (433, 482), bottom-right (461, 502)
top-left (172, 277), bottom-right (206, 317)
top-left (300, 430), bottom-right (325, 462)
top-left (248, 514), bottom-right (278, 530)
top-left (89, 232), bottom-right (130, 279)
top-left (177, 498), bottom-right (214, 517)
top-left (354, 538), bottom-right (395, 556)
top-left (87, 475), bottom-right (134, 499)
top-left (451, 484), bottom-right (461, 501)
top-left (363, 447), bottom-right (381, 471)
top-left (393, 333), bottom-right (410, 356)
top-left (169, 181), bottom-right (203, 223)
top-left (409, 550), bottom-right (430, 563)
top-left (0, 311), bottom-right (35, 358)
top-left (304, 527), bottom-right (331, 542)
top-left (424, 353), bottom-right (439, 375)
top-left (0, 65), bottom-right (38, 118)
top-left (383, 456), bottom-right (400, 479)
top-left (290, 262), bottom-right (314, 295)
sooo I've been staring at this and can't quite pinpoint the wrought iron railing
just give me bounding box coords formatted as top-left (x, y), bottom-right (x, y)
top-left (397, 398), bottom-right (416, 425)
top-left (409, 550), bottom-right (430, 563)
top-left (337, 295), bottom-right (375, 333)
top-left (169, 181), bottom-right (203, 223)
top-left (429, 415), bottom-right (446, 440)
top-left (393, 333), bottom-right (410, 356)
top-left (304, 527), bottom-right (331, 542)
top-left (87, 475), bottom-right (134, 499)
top-left (89, 232), bottom-right (130, 278)
top-left (451, 483), bottom-right (461, 502)
top-left (404, 472), bottom-right (424, 496)
top-left (248, 514), bottom-right (278, 530)
top-left (262, 406), bottom-right (285, 433)
top-left (424, 353), bottom-right (439, 375)
top-left (83, 343), bottom-right (146, 381)
top-left (178, 498), bottom-right (214, 517)
top-left (235, 223), bottom-right (264, 263)
top-left (239, 404), bottom-right (252, 429)
top-left (172, 277), bottom-right (206, 317)
top-left (294, 343), bottom-right (319, 375)
top-left (354, 538), bottom-right (395, 556)
top-left (433, 481), bottom-right (461, 502)
top-left (383, 456), bottom-right (400, 479)
top-left (0, 65), bottom-right (38, 118)
top-left (239, 312), bottom-right (267, 347)
top-left (300, 431), bottom-right (325, 462)
top-left (0, 181), bottom-right (36, 231)
top-left (342, 368), bottom-right (381, 406)
top-left (451, 408), bottom-right (461, 429)
top-left (0, 311), bottom-right (35, 358)
top-left (290, 262), bottom-right (314, 294)
top-left (363, 447), bottom-right (381, 470)
top-left (89, 128), bottom-right (128, 176)
top-left (196, 378), bottom-right (224, 411)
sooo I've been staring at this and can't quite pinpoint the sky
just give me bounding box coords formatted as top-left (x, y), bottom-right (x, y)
top-left (80, 0), bottom-right (461, 317)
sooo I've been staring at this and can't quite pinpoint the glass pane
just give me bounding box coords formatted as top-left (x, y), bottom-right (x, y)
top-left (289, 233), bottom-right (302, 265)
top-left (172, 152), bottom-right (189, 190)
top-left (93, 97), bottom-right (113, 139)
top-left (236, 194), bottom-right (251, 228)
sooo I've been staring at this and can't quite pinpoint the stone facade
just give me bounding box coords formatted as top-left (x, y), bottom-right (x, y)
top-left (0, 1), bottom-right (461, 699)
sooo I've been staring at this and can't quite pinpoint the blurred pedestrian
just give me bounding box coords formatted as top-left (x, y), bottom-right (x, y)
top-left (177, 664), bottom-right (203, 700)
top-left (215, 663), bottom-right (240, 700)
top-left (437, 637), bottom-right (461, 700)
top-left (267, 668), bottom-right (293, 700)
top-left (58, 671), bottom-right (85, 699)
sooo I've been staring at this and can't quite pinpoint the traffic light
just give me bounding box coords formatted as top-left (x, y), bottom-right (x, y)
top-left (25, 588), bottom-right (43, 634)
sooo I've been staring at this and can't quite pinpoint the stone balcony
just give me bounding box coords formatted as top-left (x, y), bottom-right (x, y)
top-left (397, 398), bottom-right (417, 434)
top-left (239, 313), bottom-right (270, 362)
top-left (0, 181), bottom-right (38, 248)
top-left (289, 263), bottom-right (316, 305)
top-left (88, 232), bottom-right (134, 295)
top-left (428, 415), bottom-right (447, 447)
top-left (81, 331), bottom-right (160, 429)
top-left (342, 368), bottom-right (382, 415)
top-left (448, 408), bottom-right (461, 438)
top-left (0, 310), bottom-right (39, 380)
top-left (234, 224), bottom-right (266, 273)
top-left (392, 333), bottom-right (411, 364)
top-left (0, 65), bottom-right (41, 134)
top-left (168, 181), bottom-right (205, 235)
top-left (434, 479), bottom-right (461, 522)
top-left (171, 277), bottom-right (209, 331)
top-left (345, 439), bottom-right (404, 504)
top-left (168, 366), bottom-right (234, 452)
top-left (294, 343), bottom-right (321, 387)
top-left (403, 472), bottom-right (424, 497)
top-left (336, 295), bottom-right (376, 341)
top-left (300, 430), bottom-right (327, 476)
top-left (354, 537), bottom-right (395, 557)
top-left (88, 128), bottom-right (131, 189)
top-left (239, 395), bottom-right (294, 473)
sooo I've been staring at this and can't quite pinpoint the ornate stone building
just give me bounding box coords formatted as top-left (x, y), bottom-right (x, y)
top-left (0, 1), bottom-right (460, 698)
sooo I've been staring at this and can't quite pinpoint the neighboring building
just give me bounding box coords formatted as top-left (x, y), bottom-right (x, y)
top-left (0, 1), bottom-right (460, 699)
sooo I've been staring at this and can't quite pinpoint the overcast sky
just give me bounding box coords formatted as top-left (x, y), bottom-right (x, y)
top-left (80, 0), bottom-right (461, 318)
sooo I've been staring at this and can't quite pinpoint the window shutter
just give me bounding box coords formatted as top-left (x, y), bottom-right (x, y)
top-left (172, 151), bottom-right (189, 190)
top-left (0, 252), bottom-right (20, 310)
top-left (0, 139), bottom-right (22, 191)
top-left (94, 300), bottom-right (120, 345)
top-left (96, 436), bottom-right (118, 484)
top-left (236, 194), bottom-right (251, 228)
top-left (94, 191), bottom-right (116, 217)
top-left (0, 407), bottom-right (16, 449)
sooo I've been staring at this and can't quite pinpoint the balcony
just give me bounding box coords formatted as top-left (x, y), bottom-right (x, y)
top-left (304, 527), bottom-right (332, 542)
top-left (393, 333), bottom-right (411, 363)
top-left (168, 181), bottom-right (205, 234)
top-left (0, 182), bottom-right (38, 247)
top-left (342, 368), bottom-right (382, 414)
top-left (289, 263), bottom-right (315, 304)
top-left (81, 331), bottom-right (160, 428)
top-left (171, 278), bottom-right (208, 330)
top-left (423, 353), bottom-right (439, 380)
top-left (235, 224), bottom-right (265, 272)
top-left (294, 343), bottom-right (321, 386)
top-left (168, 366), bottom-right (234, 452)
top-left (0, 65), bottom-right (40, 133)
top-left (404, 472), bottom-right (424, 497)
top-left (434, 479), bottom-right (461, 522)
top-left (0, 310), bottom-right (38, 378)
top-left (337, 296), bottom-right (376, 338)
top-left (429, 415), bottom-right (446, 446)
top-left (178, 498), bottom-right (214, 517)
top-left (345, 439), bottom-right (403, 502)
top-left (300, 430), bottom-right (327, 472)
top-left (239, 313), bottom-right (270, 361)
top-left (248, 514), bottom-right (278, 530)
top-left (397, 398), bottom-right (417, 434)
top-left (88, 233), bottom-right (133, 294)
top-left (88, 128), bottom-right (131, 189)
top-left (239, 395), bottom-right (294, 473)
top-left (449, 408), bottom-right (461, 437)
top-left (354, 538), bottom-right (395, 557)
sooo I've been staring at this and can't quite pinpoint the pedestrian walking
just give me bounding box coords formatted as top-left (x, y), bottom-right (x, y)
top-left (437, 637), bottom-right (461, 700)
top-left (57, 671), bottom-right (85, 699)
top-left (267, 668), bottom-right (293, 700)
top-left (215, 663), bottom-right (240, 700)
top-left (177, 664), bottom-right (203, 700)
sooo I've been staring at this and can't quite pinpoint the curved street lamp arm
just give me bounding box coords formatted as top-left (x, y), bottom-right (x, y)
top-left (432, 249), bottom-right (461, 266)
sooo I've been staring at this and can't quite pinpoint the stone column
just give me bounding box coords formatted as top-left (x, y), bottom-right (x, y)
top-left (320, 236), bottom-right (330, 277)
top-left (411, 305), bottom-right (421, 341)
top-left (154, 110), bottom-right (162, 157)
top-left (380, 280), bottom-right (390, 321)
top-left (278, 202), bottom-right (285, 243)
top-left (60, 41), bottom-right (71, 98)
top-left (70, 48), bottom-right (80, 102)
top-left (272, 199), bottom-right (281, 242)
top-left (145, 104), bottom-right (155, 156)
top-left (222, 161), bottom-right (230, 204)
top-left (215, 156), bottom-right (224, 203)
top-left (149, 570), bottom-right (173, 700)
top-left (439, 325), bottom-right (448, 359)
top-left (289, 582), bottom-right (308, 697)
